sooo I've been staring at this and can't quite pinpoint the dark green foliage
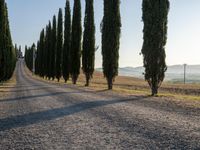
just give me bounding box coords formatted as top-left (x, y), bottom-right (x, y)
top-left (24, 45), bottom-right (28, 67)
top-left (142, 0), bottom-right (169, 96)
top-left (43, 25), bottom-right (49, 78)
top-left (25, 44), bottom-right (35, 72)
top-left (32, 11), bottom-right (58, 81)
top-left (101, 0), bottom-right (121, 90)
top-left (51, 15), bottom-right (57, 80)
top-left (46, 22), bottom-right (52, 80)
top-left (0, 0), bottom-right (16, 82)
top-left (0, 1), bottom-right (5, 80)
top-left (37, 29), bottom-right (45, 77)
top-left (56, 8), bottom-right (63, 82)
top-left (62, 0), bottom-right (71, 83)
top-left (70, 0), bottom-right (82, 84)
top-left (14, 44), bottom-right (18, 60)
top-left (35, 41), bottom-right (40, 75)
top-left (82, 0), bottom-right (95, 86)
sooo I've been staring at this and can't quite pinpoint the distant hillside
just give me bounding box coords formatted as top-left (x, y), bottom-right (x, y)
top-left (96, 65), bottom-right (200, 83)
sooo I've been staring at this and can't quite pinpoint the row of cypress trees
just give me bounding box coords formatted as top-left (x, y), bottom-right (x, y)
top-left (0, 0), bottom-right (16, 83)
top-left (25, 44), bottom-right (35, 72)
top-left (25, 0), bottom-right (96, 86)
top-left (25, 0), bottom-right (169, 95)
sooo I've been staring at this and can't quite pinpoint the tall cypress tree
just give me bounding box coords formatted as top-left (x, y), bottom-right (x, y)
top-left (82, 0), bottom-right (95, 86)
top-left (44, 26), bottom-right (49, 78)
top-left (56, 8), bottom-right (63, 82)
top-left (101, 0), bottom-right (121, 90)
top-left (51, 15), bottom-right (57, 80)
top-left (24, 45), bottom-right (28, 66)
top-left (25, 44), bottom-right (35, 72)
top-left (47, 21), bottom-right (52, 80)
top-left (142, 0), bottom-right (169, 96)
top-left (31, 43), bottom-right (36, 73)
top-left (35, 41), bottom-right (40, 75)
top-left (70, 0), bottom-right (82, 84)
top-left (0, 0), bottom-right (6, 81)
top-left (4, 4), bottom-right (12, 80)
top-left (0, 0), bottom-right (5, 81)
top-left (14, 44), bottom-right (18, 59)
top-left (62, 0), bottom-right (71, 83)
top-left (36, 39), bottom-right (41, 75)
top-left (0, 1), bottom-right (15, 82)
top-left (39, 29), bottom-right (45, 78)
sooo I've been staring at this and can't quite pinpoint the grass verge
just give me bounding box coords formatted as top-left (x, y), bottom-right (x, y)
top-left (0, 72), bottom-right (16, 99)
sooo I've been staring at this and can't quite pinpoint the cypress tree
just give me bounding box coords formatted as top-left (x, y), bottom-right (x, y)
top-left (24, 45), bottom-right (28, 66)
top-left (62, 0), bottom-right (71, 83)
top-left (0, 1), bottom-right (16, 82)
top-left (27, 46), bottom-right (32, 71)
top-left (0, 0), bottom-right (5, 81)
top-left (31, 43), bottom-right (35, 72)
top-left (14, 44), bottom-right (18, 59)
top-left (35, 41), bottom-right (40, 75)
top-left (44, 25), bottom-right (49, 78)
top-left (25, 44), bottom-right (35, 72)
top-left (101, 0), bottom-right (121, 90)
top-left (70, 0), bottom-right (82, 84)
top-left (82, 0), bottom-right (95, 86)
top-left (4, 4), bottom-right (15, 80)
top-left (56, 8), bottom-right (63, 82)
top-left (35, 40), bottom-right (41, 75)
top-left (4, 4), bottom-right (11, 80)
top-left (142, 0), bottom-right (169, 96)
top-left (38, 29), bottom-right (45, 78)
top-left (47, 21), bottom-right (52, 80)
top-left (51, 15), bottom-right (57, 80)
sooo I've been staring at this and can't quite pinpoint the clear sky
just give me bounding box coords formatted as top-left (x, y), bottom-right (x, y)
top-left (6, 0), bottom-right (200, 68)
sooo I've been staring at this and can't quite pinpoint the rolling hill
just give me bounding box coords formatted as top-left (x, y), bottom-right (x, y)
top-left (96, 65), bottom-right (200, 83)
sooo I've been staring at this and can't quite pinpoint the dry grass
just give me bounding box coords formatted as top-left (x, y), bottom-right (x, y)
top-left (24, 63), bottom-right (200, 104)
top-left (0, 72), bottom-right (16, 99)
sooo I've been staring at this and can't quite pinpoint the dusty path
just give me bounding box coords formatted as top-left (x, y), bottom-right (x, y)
top-left (0, 60), bottom-right (200, 149)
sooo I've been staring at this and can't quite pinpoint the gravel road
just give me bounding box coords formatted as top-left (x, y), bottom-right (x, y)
top-left (0, 60), bottom-right (200, 150)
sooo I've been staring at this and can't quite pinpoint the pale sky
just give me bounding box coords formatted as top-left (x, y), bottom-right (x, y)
top-left (6, 0), bottom-right (200, 67)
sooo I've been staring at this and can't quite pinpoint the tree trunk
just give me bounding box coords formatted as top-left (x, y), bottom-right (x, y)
top-left (73, 79), bottom-right (76, 84)
top-left (151, 85), bottom-right (158, 96)
top-left (107, 77), bottom-right (113, 90)
top-left (85, 75), bottom-right (90, 87)
top-left (72, 74), bottom-right (78, 85)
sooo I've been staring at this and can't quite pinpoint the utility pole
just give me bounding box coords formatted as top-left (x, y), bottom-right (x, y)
top-left (184, 64), bottom-right (187, 84)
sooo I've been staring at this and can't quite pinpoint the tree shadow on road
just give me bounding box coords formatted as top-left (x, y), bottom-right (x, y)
top-left (0, 91), bottom-right (87, 103)
top-left (0, 87), bottom-right (54, 93)
top-left (0, 96), bottom-right (145, 131)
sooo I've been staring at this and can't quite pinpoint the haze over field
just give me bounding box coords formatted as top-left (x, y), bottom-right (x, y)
top-left (97, 65), bottom-right (200, 83)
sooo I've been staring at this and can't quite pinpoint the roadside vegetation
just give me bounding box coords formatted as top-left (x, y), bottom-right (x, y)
top-left (24, 61), bottom-right (200, 104)
top-left (0, 0), bottom-right (17, 83)
top-left (0, 70), bottom-right (16, 99)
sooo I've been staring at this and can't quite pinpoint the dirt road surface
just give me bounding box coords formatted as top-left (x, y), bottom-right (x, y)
top-left (0, 60), bottom-right (200, 149)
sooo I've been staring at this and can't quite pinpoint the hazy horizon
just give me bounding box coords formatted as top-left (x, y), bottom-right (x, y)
top-left (6, 0), bottom-right (200, 67)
